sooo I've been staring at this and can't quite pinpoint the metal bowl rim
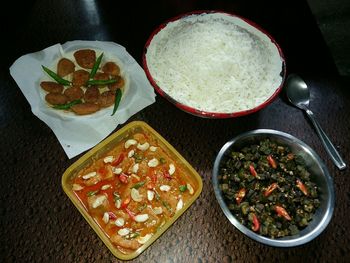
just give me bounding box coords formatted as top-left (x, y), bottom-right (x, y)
top-left (212, 129), bottom-right (335, 247)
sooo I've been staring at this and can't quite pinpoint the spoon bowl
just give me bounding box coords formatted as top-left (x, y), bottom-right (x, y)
top-left (285, 74), bottom-right (346, 170)
top-left (286, 74), bottom-right (310, 109)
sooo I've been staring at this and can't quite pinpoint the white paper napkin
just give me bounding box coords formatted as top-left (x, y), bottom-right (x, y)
top-left (10, 40), bottom-right (156, 159)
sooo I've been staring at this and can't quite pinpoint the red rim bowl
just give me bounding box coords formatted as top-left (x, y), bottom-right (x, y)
top-left (142, 10), bottom-right (286, 118)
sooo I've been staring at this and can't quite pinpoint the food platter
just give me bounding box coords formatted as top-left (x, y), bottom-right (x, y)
top-left (10, 40), bottom-right (156, 158)
top-left (39, 48), bottom-right (129, 118)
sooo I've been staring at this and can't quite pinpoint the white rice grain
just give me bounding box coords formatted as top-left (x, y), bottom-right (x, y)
top-left (146, 13), bottom-right (283, 113)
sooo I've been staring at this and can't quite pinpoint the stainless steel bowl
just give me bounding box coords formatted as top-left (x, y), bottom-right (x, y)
top-left (212, 129), bottom-right (335, 247)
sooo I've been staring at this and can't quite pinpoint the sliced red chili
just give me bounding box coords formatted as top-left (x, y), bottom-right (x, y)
top-left (163, 170), bottom-right (172, 180)
top-left (249, 164), bottom-right (258, 177)
top-left (287, 153), bottom-right (294, 160)
top-left (275, 205), bottom-right (292, 221)
top-left (235, 188), bottom-right (246, 205)
top-left (121, 197), bottom-right (130, 209)
top-left (98, 167), bottom-right (107, 176)
top-left (107, 211), bottom-right (117, 220)
top-left (111, 153), bottom-right (124, 166)
top-left (267, 155), bottom-right (277, 169)
top-left (147, 168), bottom-right (158, 184)
top-left (296, 179), bottom-right (308, 196)
top-left (125, 207), bottom-right (135, 220)
top-left (151, 172), bottom-right (157, 184)
top-left (118, 173), bottom-right (129, 184)
top-left (264, 183), bottom-right (278, 197)
top-left (147, 182), bottom-right (155, 190)
top-left (252, 213), bottom-right (260, 232)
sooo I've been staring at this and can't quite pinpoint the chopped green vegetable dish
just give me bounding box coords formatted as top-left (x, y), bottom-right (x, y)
top-left (219, 139), bottom-right (320, 238)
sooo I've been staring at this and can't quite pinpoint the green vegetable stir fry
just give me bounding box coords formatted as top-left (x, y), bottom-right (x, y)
top-left (219, 139), bottom-right (320, 238)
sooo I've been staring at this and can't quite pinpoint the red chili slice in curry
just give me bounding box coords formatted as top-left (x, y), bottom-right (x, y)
top-left (118, 173), bottom-right (129, 184)
top-left (111, 153), bottom-right (124, 166)
top-left (275, 205), bottom-right (292, 221)
top-left (267, 155), bottom-right (277, 169)
top-left (264, 183), bottom-right (278, 197)
top-left (296, 179), bottom-right (308, 196)
top-left (251, 213), bottom-right (260, 232)
top-left (235, 188), bottom-right (246, 205)
top-left (249, 164), bottom-right (258, 177)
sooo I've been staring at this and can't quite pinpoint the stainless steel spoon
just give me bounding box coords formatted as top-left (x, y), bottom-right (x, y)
top-left (285, 74), bottom-right (346, 170)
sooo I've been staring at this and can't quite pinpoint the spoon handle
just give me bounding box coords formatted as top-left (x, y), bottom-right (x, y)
top-left (305, 109), bottom-right (346, 170)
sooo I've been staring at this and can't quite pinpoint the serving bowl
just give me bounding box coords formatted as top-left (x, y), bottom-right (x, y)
top-left (143, 11), bottom-right (286, 118)
top-left (62, 121), bottom-right (202, 260)
top-left (212, 129), bottom-right (334, 247)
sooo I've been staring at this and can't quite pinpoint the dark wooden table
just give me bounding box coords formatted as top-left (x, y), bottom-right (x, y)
top-left (1, 1), bottom-right (350, 262)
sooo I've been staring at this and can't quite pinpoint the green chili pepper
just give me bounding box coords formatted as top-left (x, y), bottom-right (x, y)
top-left (154, 191), bottom-right (160, 201)
top-left (113, 191), bottom-right (121, 200)
top-left (127, 232), bottom-right (140, 239)
top-left (86, 79), bottom-right (117, 86)
top-left (87, 190), bottom-right (99, 197)
top-left (162, 200), bottom-right (172, 212)
top-left (53, 99), bottom-right (82, 110)
top-left (131, 181), bottom-right (146, 189)
top-left (42, 65), bottom-right (71, 86)
top-left (89, 53), bottom-right (104, 79)
top-left (154, 189), bottom-right (172, 212)
top-left (133, 153), bottom-right (143, 163)
top-left (179, 185), bottom-right (187, 192)
top-left (137, 203), bottom-right (147, 212)
top-left (159, 157), bottom-right (166, 164)
top-left (111, 89), bottom-right (122, 116)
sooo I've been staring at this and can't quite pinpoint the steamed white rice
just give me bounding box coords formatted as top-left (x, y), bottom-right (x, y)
top-left (145, 13), bottom-right (283, 113)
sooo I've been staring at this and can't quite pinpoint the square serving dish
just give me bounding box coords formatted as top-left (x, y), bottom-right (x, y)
top-left (62, 121), bottom-right (203, 260)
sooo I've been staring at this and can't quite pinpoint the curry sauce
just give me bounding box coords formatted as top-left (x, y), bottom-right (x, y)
top-left (71, 129), bottom-right (198, 254)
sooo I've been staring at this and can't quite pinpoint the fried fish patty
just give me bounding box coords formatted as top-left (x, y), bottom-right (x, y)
top-left (74, 49), bottom-right (96, 69)
top-left (45, 93), bottom-right (68, 105)
top-left (98, 91), bottom-right (115, 107)
top-left (57, 58), bottom-right (75, 77)
top-left (84, 87), bottom-right (100, 103)
top-left (102, 61), bottom-right (120, 76)
top-left (71, 102), bottom-right (100, 115)
top-left (40, 81), bottom-right (64, 93)
top-left (72, 69), bottom-right (90, 88)
top-left (64, 87), bottom-right (84, 101)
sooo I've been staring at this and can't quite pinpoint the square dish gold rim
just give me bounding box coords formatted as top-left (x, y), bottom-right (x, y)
top-left (61, 120), bottom-right (203, 260)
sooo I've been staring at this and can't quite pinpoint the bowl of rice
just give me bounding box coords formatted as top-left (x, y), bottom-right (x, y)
top-left (142, 11), bottom-right (286, 118)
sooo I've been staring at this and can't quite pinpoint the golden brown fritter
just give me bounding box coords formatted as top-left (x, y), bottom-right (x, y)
top-left (40, 81), bottom-right (64, 93)
top-left (108, 76), bottom-right (125, 92)
top-left (84, 87), bottom-right (100, 103)
top-left (94, 72), bottom-right (110, 81)
top-left (93, 72), bottom-right (110, 89)
top-left (71, 103), bottom-right (100, 115)
top-left (73, 49), bottom-right (96, 69)
top-left (64, 87), bottom-right (84, 101)
top-left (102, 62), bottom-right (120, 76)
top-left (45, 93), bottom-right (68, 105)
top-left (98, 91), bottom-right (115, 107)
top-left (57, 58), bottom-right (75, 77)
top-left (72, 69), bottom-right (90, 87)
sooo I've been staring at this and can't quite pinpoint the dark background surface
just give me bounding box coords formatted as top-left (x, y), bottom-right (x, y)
top-left (1, 0), bottom-right (350, 262)
top-left (307, 0), bottom-right (350, 76)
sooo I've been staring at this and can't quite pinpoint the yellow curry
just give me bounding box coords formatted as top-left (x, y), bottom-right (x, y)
top-left (72, 131), bottom-right (197, 254)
